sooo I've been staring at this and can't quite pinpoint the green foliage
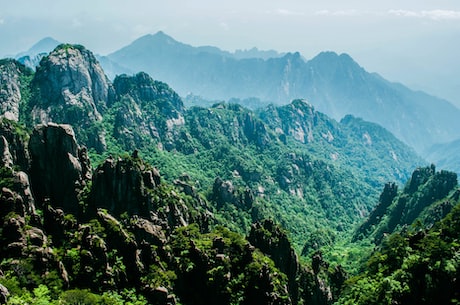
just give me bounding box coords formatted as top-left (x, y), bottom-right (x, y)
top-left (337, 196), bottom-right (460, 305)
top-left (170, 224), bottom-right (289, 304)
top-left (356, 166), bottom-right (458, 243)
top-left (2, 52), bottom-right (446, 305)
top-left (0, 165), bottom-right (15, 189)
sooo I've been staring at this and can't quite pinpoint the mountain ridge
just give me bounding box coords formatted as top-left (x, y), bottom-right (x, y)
top-left (0, 42), bottom-right (459, 305)
top-left (0, 44), bottom-right (425, 247)
top-left (103, 31), bottom-right (460, 154)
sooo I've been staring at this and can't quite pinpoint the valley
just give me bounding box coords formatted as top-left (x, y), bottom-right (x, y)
top-left (0, 41), bottom-right (459, 304)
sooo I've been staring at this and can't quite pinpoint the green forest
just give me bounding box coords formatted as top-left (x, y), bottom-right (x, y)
top-left (0, 44), bottom-right (458, 304)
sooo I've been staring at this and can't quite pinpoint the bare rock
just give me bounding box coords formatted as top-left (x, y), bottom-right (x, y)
top-left (29, 123), bottom-right (91, 215)
top-left (30, 44), bottom-right (114, 152)
top-left (0, 59), bottom-right (32, 122)
top-left (0, 283), bottom-right (9, 304)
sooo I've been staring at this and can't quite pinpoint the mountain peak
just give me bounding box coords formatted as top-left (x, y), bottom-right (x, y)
top-left (310, 51), bottom-right (357, 66)
top-left (14, 37), bottom-right (61, 63)
top-left (25, 37), bottom-right (60, 56)
top-left (140, 31), bottom-right (180, 46)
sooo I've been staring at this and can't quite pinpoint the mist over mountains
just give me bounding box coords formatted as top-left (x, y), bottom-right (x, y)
top-left (1, 34), bottom-right (460, 304)
top-left (103, 32), bottom-right (460, 154)
top-left (11, 31), bottom-right (460, 174)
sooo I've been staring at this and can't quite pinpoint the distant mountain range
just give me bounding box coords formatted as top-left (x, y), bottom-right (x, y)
top-left (15, 37), bottom-right (60, 69)
top-left (1, 39), bottom-right (459, 305)
top-left (102, 32), bottom-right (460, 154)
top-left (12, 32), bottom-right (460, 173)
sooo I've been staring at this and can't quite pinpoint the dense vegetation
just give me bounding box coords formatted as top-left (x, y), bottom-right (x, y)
top-left (338, 188), bottom-right (460, 304)
top-left (0, 45), bottom-right (458, 304)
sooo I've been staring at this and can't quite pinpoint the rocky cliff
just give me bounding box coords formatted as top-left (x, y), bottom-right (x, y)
top-left (249, 219), bottom-right (346, 305)
top-left (29, 44), bottom-right (114, 152)
top-left (29, 123), bottom-right (91, 216)
top-left (110, 72), bottom-right (185, 150)
top-left (0, 123), bottom-right (305, 304)
top-left (0, 59), bottom-right (33, 122)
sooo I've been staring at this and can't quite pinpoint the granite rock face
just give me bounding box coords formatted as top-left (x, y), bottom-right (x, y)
top-left (0, 60), bottom-right (32, 122)
top-left (30, 45), bottom-right (114, 152)
top-left (29, 123), bottom-right (91, 215)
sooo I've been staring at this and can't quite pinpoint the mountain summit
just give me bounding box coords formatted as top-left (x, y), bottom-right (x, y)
top-left (104, 32), bottom-right (460, 153)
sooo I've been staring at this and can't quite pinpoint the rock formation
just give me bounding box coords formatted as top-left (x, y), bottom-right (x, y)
top-left (29, 123), bottom-right (91, 215)
top-left (30, 44), bottom-right (114, 152)
top-left (0, 59), bottom-right (32, 122)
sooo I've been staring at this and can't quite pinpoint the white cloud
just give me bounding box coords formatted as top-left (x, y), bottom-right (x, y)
top-left (388, 9), bottom-right (460, 20)
top-left (0, 18), bottom-right (4, 25)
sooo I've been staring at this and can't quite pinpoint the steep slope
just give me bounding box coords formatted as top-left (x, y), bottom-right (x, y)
top-left (0, 123), bottom-right (337, 305)
top-left (106, 32), bottom-right (460, 153)
top-left (108, 72), bottom-right (185, 151)
top-left (259, 100), bottom-right (421, 188)
top-left (303, 53), bottom-right (460, 153)
top-left (100, 93), bottom-right (423, 249)
top-left (338, 183), bottom-right (460, 305)
top-left (106, 32), bottom-right (279, 102)
top-left (354, 165), bottom-right (458, 243)
top-left (1, 45), bottom-right (426, 252)
top-left (28, 44), bottom-right (115, 152)
top-left (424, 138), bottom-right (460, 176)
top-left (2, 42), bottom-right (457, 304)
top-left (0, 59), bottom-right (34, 122)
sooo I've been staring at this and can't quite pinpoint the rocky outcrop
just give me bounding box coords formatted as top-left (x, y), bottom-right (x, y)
top-left (353, 182), bottom-right (398, 241)
top-left (111, 73), bottom-right (185, 150)
top-left (261, 99), bottom-right (335, 145)
top-left (0, 136), bottom-right (13, 169)
top-left (30, 44), bottom-right (114, 152)
top-left (210, 177), bottom-right (254, 210)
top-left (249, 220), bottom-right (342, 305)
top-left (89, 155), bottom-right (160, 218)
top-left (0, 59), bottom-right (33, 122)
top-left (0, 119), bottom-right (30, 171)
top-left (29, 123), bottom-right (91, 215)
top-left (249, 220), bottom-right (300, 304)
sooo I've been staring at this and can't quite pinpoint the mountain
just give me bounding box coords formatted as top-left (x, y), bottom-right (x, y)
top-left (233, 47), bottom-right (285, 60)
top-left (16, 37), bottom-right (61, 58)
top-left (338, 185), bottom-right (460, 304)
top-left (0, 43), bottom-right (459, 305)
top-left (0, 44), bottom-right (427, 252)
top-left (28, 43), bottom-right (114, 152)
top-left (424, 138), bottom-right (460, 176)
top-left (354, 164), bottom-right (458, 243)
top-left (0, 121), bottom-right (305, 304)
top-left (105, 32), bottom-right (460, 153)
top-left (15, 37), bottom-right (61, 70)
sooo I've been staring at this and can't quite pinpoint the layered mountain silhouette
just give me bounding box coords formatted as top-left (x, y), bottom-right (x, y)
top-left (425, 138), bottom-right (460, 175)
top-left (15, 37), bottom-right (61, 70)
top-left (102, 31), bottom-right (460, 155)
top-left (1, 41), bottom-right (459, 305)
top-left (11, 32), bottom-right (460, 171)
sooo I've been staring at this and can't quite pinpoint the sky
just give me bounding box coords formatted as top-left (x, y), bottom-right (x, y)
top-left (1, 0), bottom-right (459, 106)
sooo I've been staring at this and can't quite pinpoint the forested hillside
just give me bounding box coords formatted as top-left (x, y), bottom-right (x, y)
top-left (0, 43), bottom-right (458, 304)
top-left (105, 32), bottom-right (460, 153)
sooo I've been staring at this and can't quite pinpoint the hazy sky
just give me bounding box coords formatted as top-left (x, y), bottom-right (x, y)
top-left (1, 0), bottom-right (459, 105)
